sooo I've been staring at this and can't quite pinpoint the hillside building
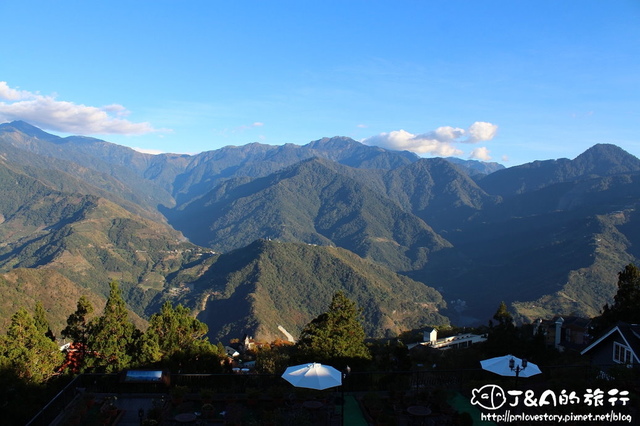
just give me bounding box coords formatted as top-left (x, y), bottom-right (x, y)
top-left (533, 315), bottom-right (592, 351)
top-left (580, 322), bottom-right (640, 374)
top-left (408, 327), bottom-right (487, 350)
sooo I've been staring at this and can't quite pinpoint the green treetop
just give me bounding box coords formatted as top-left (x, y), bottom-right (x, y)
top-left (136, 301), bottom-right (222, 372)
top-left (296, 291), bottom-right (371, 365)
top-left (61, 295), bottom-right (95, 370)
top-left (0, 307), bottom-right (63, 383)
top-left (595, 263), bottom-right (640, 331)
top-left (492, 301), bottom-right (514, 329)
top-left (486, 301), bottom-right (518, 354)
top-left (62, 296), bottom-right (94, 344)
top-left (85, 281), bottom-right (137, 373)
top-left (141, 301), bottom-right (209, 361)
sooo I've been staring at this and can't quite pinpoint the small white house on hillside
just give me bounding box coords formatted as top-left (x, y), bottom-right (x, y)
top-left (408, 327), bottom-right (487, 350)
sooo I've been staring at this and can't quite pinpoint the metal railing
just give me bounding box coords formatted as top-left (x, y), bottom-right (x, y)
top-left (26, 364), bottom-right (637, 425)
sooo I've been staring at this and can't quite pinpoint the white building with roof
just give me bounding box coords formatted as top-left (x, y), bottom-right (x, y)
top-left (408, 327), bottom-right (487, 350)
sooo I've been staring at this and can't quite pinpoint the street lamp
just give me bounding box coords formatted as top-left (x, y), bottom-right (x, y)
top-left (341, 366), bottom-right (351, 426)
top-left (509, 357), bottom-right (527, 387)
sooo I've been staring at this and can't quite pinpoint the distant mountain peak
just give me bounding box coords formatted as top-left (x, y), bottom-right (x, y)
top-left (570, 143), bottom-right (640, 178)
top-left (306, 136), bottom-right (362, 149)
top-left (1, 120), bottom-right (36, 130)
top-left (479, 143), bottom-right (640, 196)
top-left (575, 143), bottom-right (640, 164)
top-left (445, 157), bottom-right (505, 176)
top-left (0, 120), bottom-right (61, 141)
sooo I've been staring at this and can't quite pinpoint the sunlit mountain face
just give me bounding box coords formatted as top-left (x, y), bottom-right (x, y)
top-left (0, 121), bottom-right (638, 339)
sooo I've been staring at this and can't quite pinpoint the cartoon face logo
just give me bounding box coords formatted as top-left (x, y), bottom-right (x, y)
top-left (471, 384), bottom-right (507, 410)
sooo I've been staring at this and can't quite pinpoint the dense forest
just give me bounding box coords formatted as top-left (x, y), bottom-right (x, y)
top-left (5, 264), bottom-right (640, 424)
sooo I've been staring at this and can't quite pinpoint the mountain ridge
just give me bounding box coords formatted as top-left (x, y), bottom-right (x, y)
top-left (478, 143), bottom-right (640, 196)
top-left (169, 157), bottom-right (452, 271)
top-left (0, 121), bottom-right (637, 340)
top-left (186, 239), bottom-right (449, 342)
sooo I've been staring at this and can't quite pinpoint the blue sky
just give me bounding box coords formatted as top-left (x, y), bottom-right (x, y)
top-left (1, 1), bottom-right (639, 165)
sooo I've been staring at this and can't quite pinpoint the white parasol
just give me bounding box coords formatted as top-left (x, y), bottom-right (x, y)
top-left (480, 354), bottom-right (541, 378)
top-left (281, 362), bottom-right (342, 390)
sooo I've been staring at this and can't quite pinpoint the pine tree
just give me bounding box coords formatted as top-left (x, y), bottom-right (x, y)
top-left (139, 301), bottom-right (220, 371)
top-left (0, 308), bottom-right (63, 383)
top-left (61, 295), bottom-right (94, 370)
top-left (85, 281), bottom-right (137, 373)
top-left (134, 334), bottom-right (162, 366)
top-left (296, 291), bottom-right (371, 364)
top-left (492, 301), bottom-right (514, 329)
top-left (595, 264), bottom-right (640, 330)
top-left (62, 296), bottom-right (94, 344)
top-left (487, 301), bottom-right (517, 354)
top-left (144, 301), bottom-right (208, 357)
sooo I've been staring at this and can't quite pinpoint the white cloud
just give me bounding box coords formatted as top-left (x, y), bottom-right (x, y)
top-left (0, 82), bottom-right (35, 101)
top-left (363, 121), bottom-right (499, 157)
top-left (418, 126), bottom-right (466, 143)
top-left (102, 104), bottom-right (130, 116)
top-left (364, 129), bottom-right (463, 156)
top-left (466, 121), bottom-right (498, 143)
top-left (469, 147), bottom-right (492, 161)
top-left (0, 81), bottom-right (161, 135)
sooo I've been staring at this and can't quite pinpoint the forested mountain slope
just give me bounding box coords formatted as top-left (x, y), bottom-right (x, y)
top-left (180, 239), bottom-right (449, 343)
top-left (169, 157), bottom-right (451, 271)
top-left (0, 120), bottom-right (638, 340)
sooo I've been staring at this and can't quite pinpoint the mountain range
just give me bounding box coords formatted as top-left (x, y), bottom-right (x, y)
top-left (0, 120), bottom-right (638, 343)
